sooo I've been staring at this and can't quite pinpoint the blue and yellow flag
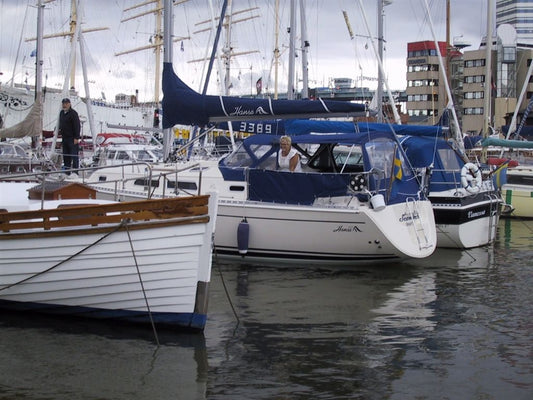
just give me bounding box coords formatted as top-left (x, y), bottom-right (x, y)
top-left (492, 160), bottom-right (510, 188)
top-left (393, 149), bottom-right (403, 180)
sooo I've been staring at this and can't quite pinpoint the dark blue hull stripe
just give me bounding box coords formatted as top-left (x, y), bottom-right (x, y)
top-left (0, 299), bottom-right (206, 331)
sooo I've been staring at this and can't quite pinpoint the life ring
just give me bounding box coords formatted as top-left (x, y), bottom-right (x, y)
top-left (460, 162), bottom-right (482, 194)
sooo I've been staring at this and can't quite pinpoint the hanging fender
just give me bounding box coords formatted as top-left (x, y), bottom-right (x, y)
top-left (460, 162), bottom-right (482, 194)
top-left (237, 218), bottom-right (250, 256)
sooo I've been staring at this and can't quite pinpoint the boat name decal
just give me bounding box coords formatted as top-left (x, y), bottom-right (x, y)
top-left (333, 225), bottom-right (362, 233)
top-left (399, 212), bottom-right (420, 222)
top-left (229, 105), bottom-right (270, 117)
top-left (468, 210), bottom-right (486, 218)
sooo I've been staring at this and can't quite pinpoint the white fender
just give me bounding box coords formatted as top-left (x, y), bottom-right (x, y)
top-left (460, 162), bottom-right (482, 194)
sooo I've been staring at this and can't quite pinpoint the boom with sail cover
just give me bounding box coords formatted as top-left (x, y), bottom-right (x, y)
top-left (162, 62), bottom-right (369, 128)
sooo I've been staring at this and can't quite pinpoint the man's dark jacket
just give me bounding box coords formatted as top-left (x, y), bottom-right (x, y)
top-left (59, 108), bottom-right (80, 139)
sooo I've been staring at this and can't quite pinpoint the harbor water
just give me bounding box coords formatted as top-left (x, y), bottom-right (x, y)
top-left (0, 218), bottom-right (531, 399)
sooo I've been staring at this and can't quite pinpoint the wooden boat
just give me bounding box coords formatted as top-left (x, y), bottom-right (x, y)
top-left (0, 180), bottom-right (217, 331)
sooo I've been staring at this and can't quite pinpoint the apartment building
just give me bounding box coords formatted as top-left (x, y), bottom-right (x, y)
top-left (405, 41), bottom-right (463, 125)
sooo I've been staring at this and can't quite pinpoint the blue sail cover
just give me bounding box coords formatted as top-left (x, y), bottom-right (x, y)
top-left (285, 120), bottom-right (444, 136)
top-left (162, 62), bottom-right (367, 128)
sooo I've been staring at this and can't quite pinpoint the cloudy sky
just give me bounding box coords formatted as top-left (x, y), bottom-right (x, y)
top-left (0, 0), bottom-right (489, 103)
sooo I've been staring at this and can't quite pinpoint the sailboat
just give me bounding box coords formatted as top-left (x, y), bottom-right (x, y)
top-left (74, 0), bottom-right (436, 263)
top-left (157, 0), bottom-right (437, 262)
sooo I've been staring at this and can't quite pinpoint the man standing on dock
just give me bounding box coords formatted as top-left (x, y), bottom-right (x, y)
top-left (58, 98), bottom-right (81, 174)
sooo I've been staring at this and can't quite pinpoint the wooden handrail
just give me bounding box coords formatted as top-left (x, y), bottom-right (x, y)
top-left (0, 195), bottom-right (210, 233)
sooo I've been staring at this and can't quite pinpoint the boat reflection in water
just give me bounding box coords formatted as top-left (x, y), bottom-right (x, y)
top-left (0, 312), bottom-right (208, 399)
top-left (498, 218), bottom-right (533, 250)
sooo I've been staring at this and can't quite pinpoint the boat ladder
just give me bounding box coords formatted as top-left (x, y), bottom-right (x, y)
top-left (486, 192), bottom-right (501, 244)
top-left (405, 198), bottom-right (432, 250)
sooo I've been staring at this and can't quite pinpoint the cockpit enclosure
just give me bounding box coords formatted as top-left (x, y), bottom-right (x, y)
top-left (400, 135), bottom-right (472, 192)
top-left (218, 132), bottom-right (421, 205)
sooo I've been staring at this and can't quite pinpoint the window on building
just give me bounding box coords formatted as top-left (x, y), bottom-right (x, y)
top-left (502, 46), bottom-right (516, 63)
top-left (464, 107), bottom-right (484, 115)
top-left (464, 75), bottom-right (485, 84)
top-left (464, 59), bottom-right (486, 68)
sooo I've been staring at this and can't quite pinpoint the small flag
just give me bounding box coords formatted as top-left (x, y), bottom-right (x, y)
top-left (491, 160), bottom-right (510, 188)
top-left (180, 41), bottom-right (184, 51)
top-left (393, 149), bottom-right (403, 180)
top-left (256, 77), bottom-right (262, 95)
top-left (30, 49), bottom-right (37, 57)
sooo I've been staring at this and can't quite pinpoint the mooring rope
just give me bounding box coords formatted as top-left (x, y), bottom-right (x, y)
top-left (124, 220), bottom-right (160, 346)
top-left (212, 243), bottom-right (240, 326)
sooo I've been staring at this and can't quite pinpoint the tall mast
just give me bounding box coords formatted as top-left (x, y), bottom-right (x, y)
top-left (357, 0), bottom-right (400, 124)
top-left (422, 0), bottom-right (463, 152)
top-left (163, 0), bottom-right (173, 160)
top-left (482, 0), bottom-right (494, 162)
top-left (35, 0), bottom-right (44, 149)
top-left (274, 0), bottom-right (280, 99)
top-left (299, 0), bottom-right (309, 99)
top-left (223, 0), bottom-right (234, 95)
top-left (483, 0), bottom-right (493, 135)
top-left (117, 0), bottom-right (165, 106)
top-left (287, 0), bottom-right (296, 99)
top-left (445, 0), bottom-right (450, 105)
top-left (68, 0), bottom-right (77, 90)
top-left (377, 0), bottom-right (384, 122)
top-left (25, 0), bottom-right (108, 94)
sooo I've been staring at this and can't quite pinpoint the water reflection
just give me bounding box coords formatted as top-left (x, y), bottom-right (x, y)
top-left (0, 314), bottom-right (208, 400)
top-left (0, 219), bottom-right (530, 400)
top-left (368, 272), bottom-right (437, 346)
top-left (498, 218), bottom-right (533, 250)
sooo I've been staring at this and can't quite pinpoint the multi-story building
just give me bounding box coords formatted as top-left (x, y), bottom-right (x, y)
top-left (406, 29), bottom-right (533, 134)
top-left (405, 1), bottom-right (533, 134)
top-left (405, 41), bottom-right (463, 125)
top-left (496, 0), bottom-right (533, 47)
top-left (461, 25), bottom-right (533, 134)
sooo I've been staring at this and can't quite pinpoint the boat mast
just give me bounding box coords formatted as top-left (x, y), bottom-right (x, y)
top-left (377, 0), bottom-right (384, 122)
top-left (483, 0), bottom-right (493, 135)
top-left (481, 0), bottom-right (494, 162)
top-left (274, 0), bottom-right (280, 99)
top-left (287, 0), bottom-right (296, 99)
top-left (117, 0), bottom-right (164, 108)
top-left (52, 1), bottom-right (82, 153)
top-left (163, 0), bottom-right (173, 160)
top-left (445, 0), bottom-right (450, 105)
top-left (35, 0), bottom-right (44, 148)
top-left (223, 0), bottom-right (234, 95)
top-left (421, 0), bottom-right (464, 152)
top-left (299, 0), bottom-right (309, 99)
top-left (356, 0), bottom-right (400, 124)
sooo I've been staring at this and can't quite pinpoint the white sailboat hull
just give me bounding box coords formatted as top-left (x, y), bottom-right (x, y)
top-left (0, 187), bottom-right (217, 330)
top-left (214, 197), bottom-right (436, 263)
